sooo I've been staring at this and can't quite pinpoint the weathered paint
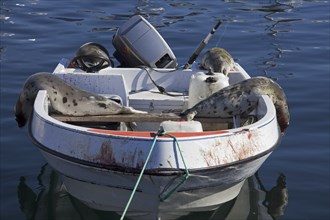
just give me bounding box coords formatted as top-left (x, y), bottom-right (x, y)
top-left (95, 141), bottom-right (115, 165)
top-left (91, 140), bottom-right (147, 169)
top-left (199, 129), bottom-right (264, 167)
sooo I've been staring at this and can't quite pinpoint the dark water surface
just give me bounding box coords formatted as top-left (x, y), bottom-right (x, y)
top-left (1, 0), bottom-right (329, 219)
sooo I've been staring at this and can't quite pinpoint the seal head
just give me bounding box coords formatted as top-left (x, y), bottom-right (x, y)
top-left (201, 47), bottom-right (235, 75)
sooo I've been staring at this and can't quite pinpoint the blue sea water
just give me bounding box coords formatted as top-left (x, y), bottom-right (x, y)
top-left (0, 0), bottom-right (329, 219)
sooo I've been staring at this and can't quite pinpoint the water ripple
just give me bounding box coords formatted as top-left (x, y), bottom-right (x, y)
top-left (0, 32), bottom-right (15, 37)
top-left (1, 1), bottom-right (329, 220)
top-left (91, 27), bottom-right (117, 32)
top-left (98, 14), bottom-right (134, 21)
top-left (169, 3), bottom-right (195, 7)
top-left (27, 12), bottom-right (48, 16)
top-left (49, 16), bottom-right (84, 22)
top-left (0, 15), bottom-right (10, 21)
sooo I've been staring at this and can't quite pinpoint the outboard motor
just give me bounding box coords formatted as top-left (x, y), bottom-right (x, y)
top-left (112, 15), bottom-right (177, 68)
top-left (68, 42), bottom-right (113, 72)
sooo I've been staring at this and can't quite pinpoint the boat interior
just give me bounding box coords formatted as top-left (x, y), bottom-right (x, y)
top-left (48, 59), bottom-right (267, 133)
top-left (40, 15), bottom-right (274, 134)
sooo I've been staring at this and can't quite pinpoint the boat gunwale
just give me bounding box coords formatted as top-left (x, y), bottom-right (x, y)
top-left (32, 90), bottom-right (277, 141)
top-left (29, 123), bottom-right (280, 176)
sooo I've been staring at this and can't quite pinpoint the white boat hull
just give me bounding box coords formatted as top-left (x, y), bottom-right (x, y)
top-left (27, 62), bottom-right (283, 217)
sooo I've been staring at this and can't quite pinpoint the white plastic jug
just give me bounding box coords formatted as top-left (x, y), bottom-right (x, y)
top-left (188, 72), bottom-right (229, 108)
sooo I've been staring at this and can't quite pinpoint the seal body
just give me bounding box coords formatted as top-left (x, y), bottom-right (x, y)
top-left (181, 77), bottom-right (290, 132)
top-left (15, 72), bottom-right (145, 127)
top-left (201, 48), bottom-right (235, 75)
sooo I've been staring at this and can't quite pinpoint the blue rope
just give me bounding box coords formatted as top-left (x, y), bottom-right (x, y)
top-left (120, 130), bottom-right (164, 220)
top-left (159, 132), bottom-right (190, 201)
top-left (120, 129), bottom-right (190, 219)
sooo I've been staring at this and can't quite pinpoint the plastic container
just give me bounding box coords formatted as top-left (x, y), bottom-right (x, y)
top-left (160, 120), bottom-right (203, 132)
top-left (188, 72), bottom-right (229, 108)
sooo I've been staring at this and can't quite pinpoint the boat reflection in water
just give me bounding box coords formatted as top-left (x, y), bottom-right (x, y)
top-left (17, 164), bottom-right (288, 220)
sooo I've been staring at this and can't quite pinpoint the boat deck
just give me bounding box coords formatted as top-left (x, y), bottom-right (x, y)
top-left (51, 112), bottom-right (256, 132)
top-left (49, 60), bottom-right (257, 131)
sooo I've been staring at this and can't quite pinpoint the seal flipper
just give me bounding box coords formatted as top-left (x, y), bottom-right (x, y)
top-left (179, 110), bottom-right (197, 121)
top-left (15, 96), bottom-right (29, 128)
top-left (15, 114), bottom-right (27, 128)
top-left (121, 106), bottom-right (147, 114)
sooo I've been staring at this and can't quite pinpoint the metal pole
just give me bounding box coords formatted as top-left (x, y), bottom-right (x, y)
top-left (184, 20), bottom-right (222, 69)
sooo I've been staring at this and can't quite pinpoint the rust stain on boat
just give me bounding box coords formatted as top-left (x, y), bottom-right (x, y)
top-left (94, 140), bottom-right (147, 169)
top-left (201, 130), bottom-right (263, 167)
top-left (237, 142), bottom-right (253, 160)
top-left (95, 140), bottom-right (116, 165)
top-left (206, 149), bottom-right (221, 166)
top-left (135, 149), bottom-right (145, 169)
top-left (229, 131), bottom-right (258, 160)
top-left (247, 131), bottom-right (252, 140)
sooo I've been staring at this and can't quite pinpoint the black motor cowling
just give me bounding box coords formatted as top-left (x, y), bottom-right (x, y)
top-left (69, 42), bottom-right (113, 72)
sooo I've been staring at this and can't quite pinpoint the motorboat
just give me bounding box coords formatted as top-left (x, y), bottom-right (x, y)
top-left (18, 15), bottom-right (289, 220)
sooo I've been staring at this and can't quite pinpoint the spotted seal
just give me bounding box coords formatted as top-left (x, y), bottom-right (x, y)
top-left (15, 72), bottom-right (146, 127)
top-left (180, 77), bottom-right (290, 132)
top-left (201, 47), bottom-right (235, 75)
